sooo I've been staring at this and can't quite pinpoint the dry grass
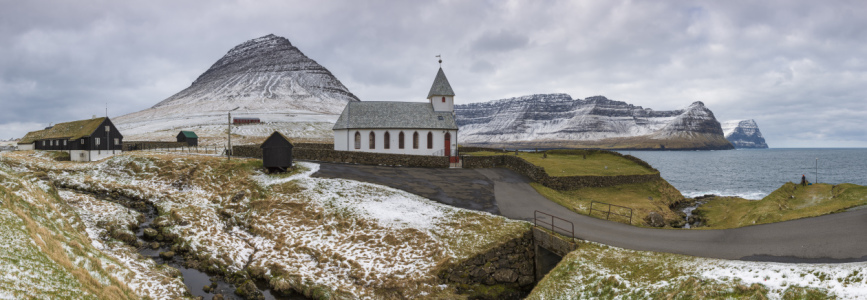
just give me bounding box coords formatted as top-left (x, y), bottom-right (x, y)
top-left (694, 182), bottom-right (867, 229)
top-left (531, 179), bottom-right (685, 227)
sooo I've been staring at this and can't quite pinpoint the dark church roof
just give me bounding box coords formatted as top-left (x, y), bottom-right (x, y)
top-left (332, 102), bottom-right (458, 130)
top-left (427, 67), bottom-right (455, 98)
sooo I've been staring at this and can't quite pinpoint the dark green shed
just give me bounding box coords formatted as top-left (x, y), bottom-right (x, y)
top-left (177, 131), bottom-right (198, 146)
top-left (261, 131), bottom-right (293, 173)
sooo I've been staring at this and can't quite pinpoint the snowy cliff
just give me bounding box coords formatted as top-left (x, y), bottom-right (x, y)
top-left (721, 119), bottom-right (769, 148)
top-left (114, 34), bottom-right (358, 143)
top-left (455, 94), bottom-right (734, 150)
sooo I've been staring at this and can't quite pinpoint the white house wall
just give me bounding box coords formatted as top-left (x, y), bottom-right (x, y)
top-left (70, 150), bottom-right (121, 162)
top-left (335, 128), bottom-right (457, 156)
top-left (17, 144), bottom-right (34, 151)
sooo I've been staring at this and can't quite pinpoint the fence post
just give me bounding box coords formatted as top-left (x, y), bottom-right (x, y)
top-left (607, 204), bottom-right (612, 220)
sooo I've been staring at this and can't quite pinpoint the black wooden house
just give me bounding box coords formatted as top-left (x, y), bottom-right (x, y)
top-left (177, 131), bottom-right (198, 146)
top-left (28, 117), bottom-right (123, 161)
top-left (261, 131), bottom-right (294, 173)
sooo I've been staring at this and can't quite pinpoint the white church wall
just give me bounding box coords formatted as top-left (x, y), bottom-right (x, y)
top-left (341, 129), bottom-right (458, 156)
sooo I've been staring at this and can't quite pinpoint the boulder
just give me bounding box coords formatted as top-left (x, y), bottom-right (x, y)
top-left (645, 212), bottom-right (665, 227)
top-left (143, 228), bottom-right (158, 238)
top-left (159, 251), bottom-right (175, 260)
top-left (492, 269), bottom-right (518, 283)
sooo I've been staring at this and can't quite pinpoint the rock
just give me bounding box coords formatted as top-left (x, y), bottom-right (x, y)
top-left (492, 269), bottom-right (518, 283)
top-left (518, 275), bottom-right (535, 286)
top-left (645, 212), bottom-right (665, 227)
top-left (517, 261), bottom-right (533, 276)
top-left (143, 228), bottom-right (158, 238)
top-left (203, 284), bottom-right (212, 293)
top-left (232, 191), bottom-right (246, 203)
top-left (159, 251), bottom-right (175, 260)
top-left (213, 295), bottom-right (224, 300)
top-left (178, 219), bottom-right (191, 226)
top-left (150, 242), bottom-right (160, 249)
top-left (234, 280), bottom-right (263, 299)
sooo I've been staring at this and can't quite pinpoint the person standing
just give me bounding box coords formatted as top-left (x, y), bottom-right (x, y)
top-left (801, 174), bottom-right (807, 186)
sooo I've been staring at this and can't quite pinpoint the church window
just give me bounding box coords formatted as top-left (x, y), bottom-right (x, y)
top-left (399, 132), bottom-right (405, 149)
top-left (427, 132), bottom-right (433, 149)
top-left (442, 96), bottom-right (445, 103)
top-left (384, 132), bottom-right (390, 149)
top-left (369, 132), bottom-right (375, 149)
top-left (354, 131), bottom-right (361, 149)
top-left (413, 132), bottom-right (419, 149)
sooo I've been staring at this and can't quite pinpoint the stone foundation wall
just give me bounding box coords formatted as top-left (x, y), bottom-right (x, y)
top-left (462, 154), bottom-right (661, 191)
top-left (232, 144), bottom-right (450, 168)
top-left (123, 141), bottom-right (188, 151)
top-left (440, 230), bottom-right (536, 293)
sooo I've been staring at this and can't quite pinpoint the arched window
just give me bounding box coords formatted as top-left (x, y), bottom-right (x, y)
top-left (369, 132), bottom-right (376, 149)
top-left (398, 132), bottom-right (405, 149)
top-left (442, 96), bottom-right (446, 103)
top-left (427, 132), bottom-right (433, 149)
top-left (384, 131), bottom-right (390, 149)
top-left (354, 131), bottom-right (361, 149)
top-left (413, 132), bottom-right (419, 149)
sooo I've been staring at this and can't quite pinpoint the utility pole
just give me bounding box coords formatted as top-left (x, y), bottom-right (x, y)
top-left (227, 112), bottom-right (232, 160)
top-left (815, 158), bottom-right (818, 184)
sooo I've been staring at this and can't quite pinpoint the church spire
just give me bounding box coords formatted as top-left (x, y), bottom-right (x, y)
top-left (427, 66), bottom-right (455, 99)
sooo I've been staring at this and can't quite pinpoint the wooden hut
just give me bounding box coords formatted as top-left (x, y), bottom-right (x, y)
top-left (176, 131), bottom-right (198, 146)
top-left (261, 131), bottom-right (294, 173)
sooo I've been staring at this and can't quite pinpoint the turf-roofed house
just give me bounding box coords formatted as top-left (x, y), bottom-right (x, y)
top-left (333, 65), bottom-right (460, 162)
top-left (18, 117), bottom-right (124, 162)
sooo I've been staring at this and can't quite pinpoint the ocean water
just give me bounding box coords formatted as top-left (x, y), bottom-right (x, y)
top-left (620, 148), bottom-right (867, 200)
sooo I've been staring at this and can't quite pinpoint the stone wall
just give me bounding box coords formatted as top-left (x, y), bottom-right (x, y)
top-left (232, 144), bottom-right (450, 168)
top-left (462, 153), bottom-right (661, 191)
top-left (123, 141), bottom-right (188, 151)
top-left (440, 230), bottom-right (536, 298)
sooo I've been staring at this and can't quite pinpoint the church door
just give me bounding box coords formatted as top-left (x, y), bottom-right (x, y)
top-left (444, 133), bottom-right (451, 157)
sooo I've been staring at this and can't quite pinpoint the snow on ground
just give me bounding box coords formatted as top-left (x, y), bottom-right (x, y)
top-left (529, 241), bottom-right (867, 299)
top-left (0, 157), bottom-right (187, 299)
top-left (3, 151), bottom-right (527, 298)
top-left (59, 190), bottom-right (188, 299)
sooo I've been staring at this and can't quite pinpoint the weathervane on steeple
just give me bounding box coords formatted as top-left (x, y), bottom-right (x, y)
top-left (436, 54), bottom-right (442, 67)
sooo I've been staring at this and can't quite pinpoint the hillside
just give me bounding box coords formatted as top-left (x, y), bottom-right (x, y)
top-left (455, 94), bottom-right (734, 150)
top-left (721, 119), bottom-right (769, 148)
top-left (114, 34), bottom-right (358, 145)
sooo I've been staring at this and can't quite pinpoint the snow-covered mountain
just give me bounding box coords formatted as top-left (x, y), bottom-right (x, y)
top-left (455, 94), bottom-right (734, 150)
top-left (115, 34), bottom-right (358, 144)
top-left (721, 119), bottom-right (768, 148)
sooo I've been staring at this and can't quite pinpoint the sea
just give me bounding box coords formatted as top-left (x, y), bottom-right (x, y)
top-left (618, 148), bottom-right (867, 200)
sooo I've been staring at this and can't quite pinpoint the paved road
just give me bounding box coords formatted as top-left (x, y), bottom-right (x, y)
top-left (478, 168), bottom-right (867, 263)
top-left (315, 163), bottom-right (867, 262)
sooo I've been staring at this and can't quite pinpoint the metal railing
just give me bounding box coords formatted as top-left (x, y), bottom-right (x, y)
top-left (589, 201), bottom-right (633, 225)
top-left (534, 210), bottom-right (575, 242)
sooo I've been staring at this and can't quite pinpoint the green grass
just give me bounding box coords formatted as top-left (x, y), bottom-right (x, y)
top-left (466, 151), bottom-right (656, 176)
top-left (531, 179), bottom-right (686, 227)
top-left (694, 182), bottom-right (867, 229)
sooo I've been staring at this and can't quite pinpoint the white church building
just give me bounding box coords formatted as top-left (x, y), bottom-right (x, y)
top-left (333, 66), bottom-right (459, 161)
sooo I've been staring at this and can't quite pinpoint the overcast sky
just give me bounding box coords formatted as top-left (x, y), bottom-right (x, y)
top-left (1, 0), bottom-right (866, 147)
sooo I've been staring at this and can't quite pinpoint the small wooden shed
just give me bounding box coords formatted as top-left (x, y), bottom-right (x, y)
top-left (261, 131), bottom-right (294, 173)
top-left (177, 131), bottom-right (198, 146)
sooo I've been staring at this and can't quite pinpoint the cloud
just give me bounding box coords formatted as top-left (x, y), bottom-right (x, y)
top-left (0, 0), bottom-right (865, 147)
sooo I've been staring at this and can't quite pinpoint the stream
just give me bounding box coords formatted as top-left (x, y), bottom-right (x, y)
top-left (66, 188), bottom-right (309, 300)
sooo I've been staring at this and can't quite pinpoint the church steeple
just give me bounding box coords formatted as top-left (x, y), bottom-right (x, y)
top-left (428, 65), bottom-right (455, 113)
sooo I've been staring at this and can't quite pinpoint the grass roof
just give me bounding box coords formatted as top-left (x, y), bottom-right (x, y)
top-left (39, 117), bottom-right (106, 141)
top-left (18, 129), bottom-right (49, 144)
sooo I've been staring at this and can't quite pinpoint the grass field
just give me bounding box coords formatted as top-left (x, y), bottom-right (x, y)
top-left (466, 150), bottom-right (656, 177)
top-left (527, 241), bottom-right (864, 299)
top-left (694, 182), bottom-right (867, 229)
top-left (532, 179), bottom-right (686, 227)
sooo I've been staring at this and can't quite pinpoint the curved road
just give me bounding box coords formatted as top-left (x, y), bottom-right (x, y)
top-left (314, 163), bottom-right (867, 263)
